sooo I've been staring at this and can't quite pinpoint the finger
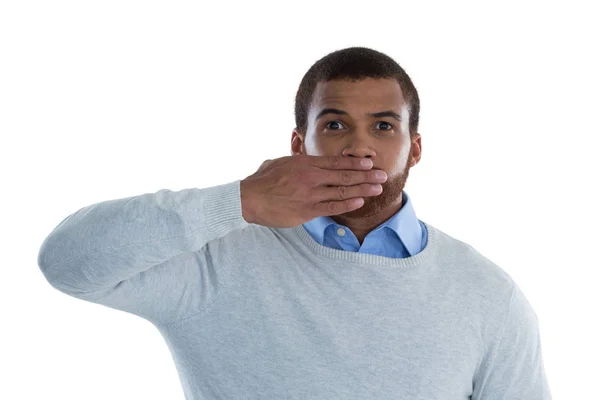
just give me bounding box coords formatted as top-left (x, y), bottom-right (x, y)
top-left (312, 197), bottom-right (365, 216)
top-left (318, 169), bottom-right (387, 186)
top-left (313, 183), bottom-right (383, 203)
top-left (304, 155), bottom-right (374, 170)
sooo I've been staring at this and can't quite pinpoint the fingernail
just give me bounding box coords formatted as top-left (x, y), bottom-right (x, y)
top-left (375, 170), bottom-right (387, 180)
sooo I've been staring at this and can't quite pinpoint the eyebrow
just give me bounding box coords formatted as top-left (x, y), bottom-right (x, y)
top-left (315, 108), bottom-right (401, 122)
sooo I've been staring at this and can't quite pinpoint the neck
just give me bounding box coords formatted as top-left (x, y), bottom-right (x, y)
top-left (330, 197), bottom-right (403, 245)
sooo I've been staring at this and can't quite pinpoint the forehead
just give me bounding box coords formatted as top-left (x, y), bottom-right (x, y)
top-left (310, 78), bottom-right (406, 112)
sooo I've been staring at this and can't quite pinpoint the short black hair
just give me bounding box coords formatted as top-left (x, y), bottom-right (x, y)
top-left (294, 47), bottom-right (420, 137)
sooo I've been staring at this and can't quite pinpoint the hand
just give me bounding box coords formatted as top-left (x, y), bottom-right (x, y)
top-left (240, 155), bottom-right (387, 228)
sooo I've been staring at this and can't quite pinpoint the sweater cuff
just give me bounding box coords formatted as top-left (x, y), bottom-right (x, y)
top-left (204, 180), bottom-right (250, 237)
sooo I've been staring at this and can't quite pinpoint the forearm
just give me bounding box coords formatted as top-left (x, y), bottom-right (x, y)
top-left (38, 180), bottom-right (249, 295)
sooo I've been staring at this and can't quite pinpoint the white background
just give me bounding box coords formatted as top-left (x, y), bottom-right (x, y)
top-left (1, 1), bottom-right (598, 398)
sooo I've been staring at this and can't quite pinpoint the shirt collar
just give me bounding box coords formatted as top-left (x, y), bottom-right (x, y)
top-left (303, 190), bottom-right (423, 256)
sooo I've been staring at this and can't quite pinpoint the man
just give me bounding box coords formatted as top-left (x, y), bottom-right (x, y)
top-left (38, 47), bottom-right (551, 399)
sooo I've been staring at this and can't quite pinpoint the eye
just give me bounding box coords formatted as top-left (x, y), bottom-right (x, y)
top-left (376, 121), bottom-right (394, 130)
top-left (325, 121), bottom-right (344, 130)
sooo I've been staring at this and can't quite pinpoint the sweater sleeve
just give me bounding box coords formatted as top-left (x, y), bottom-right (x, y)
top-left (37, 180), bottom-right (250, 326)
top-left (472, 283), bottom-right (552, 399)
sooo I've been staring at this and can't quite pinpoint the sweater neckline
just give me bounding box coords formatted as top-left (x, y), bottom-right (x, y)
top-left (292, 221), bottom-right (439, 268)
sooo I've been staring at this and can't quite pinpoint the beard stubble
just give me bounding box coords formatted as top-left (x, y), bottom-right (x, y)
top-left (338, 152), bottom-right (413, 219)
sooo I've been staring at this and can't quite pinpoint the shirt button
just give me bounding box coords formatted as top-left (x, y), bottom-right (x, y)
top-left (337, 228), bottom-right (346, 236)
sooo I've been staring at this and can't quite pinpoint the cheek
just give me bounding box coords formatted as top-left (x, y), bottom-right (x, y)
top-left (305, 136), bottom-right (334, 155)
top-left (303, 137), bottom-right (319, 155)
top-left (379, 145), bottom-right (408, 172)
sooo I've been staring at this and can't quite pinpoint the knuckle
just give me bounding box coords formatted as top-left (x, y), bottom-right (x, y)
top-left (327, 201), bottom-right (337, 214)
top-left (259, 159), bottom-right (272, 169)
top-left (340, 170), bottom-right (352, 183)
top-left (337, 185), bottom-right (347, 200)
top-left (329, 155), bottom-right (340, 167)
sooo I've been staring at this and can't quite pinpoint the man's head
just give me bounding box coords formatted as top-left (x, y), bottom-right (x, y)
top-left (291, 47), bottom-right (422, 219)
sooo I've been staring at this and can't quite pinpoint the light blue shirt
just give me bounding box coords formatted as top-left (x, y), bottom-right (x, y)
top-left (303, 190), bottom-right (428, 258)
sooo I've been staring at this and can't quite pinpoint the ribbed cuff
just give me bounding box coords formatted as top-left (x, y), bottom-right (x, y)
top-left (204, 180), bottom-right (250, 238)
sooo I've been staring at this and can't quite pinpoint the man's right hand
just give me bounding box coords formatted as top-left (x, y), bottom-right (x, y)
top-left (240, 155), bottom-right (388, 228)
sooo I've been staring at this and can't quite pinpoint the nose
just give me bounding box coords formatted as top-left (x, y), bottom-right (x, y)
top-left (341, 135), bottom-right (376, 159)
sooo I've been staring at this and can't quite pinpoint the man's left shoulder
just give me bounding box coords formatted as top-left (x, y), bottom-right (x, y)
top-left (430, 224), bottom-right (517, 307)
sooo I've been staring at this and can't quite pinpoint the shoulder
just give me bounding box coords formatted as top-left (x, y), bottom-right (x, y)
top-left (202, 223), bottom-right (287, 255)
top-left (425, 222), bottom-right (517, 309)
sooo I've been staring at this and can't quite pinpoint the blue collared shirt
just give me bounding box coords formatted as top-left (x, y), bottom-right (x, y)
top-left (302, 190), bottom-right (428, 258)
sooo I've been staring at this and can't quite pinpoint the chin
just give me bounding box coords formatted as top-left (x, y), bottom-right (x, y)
top-left (339, 197), bottom-right (383, 219)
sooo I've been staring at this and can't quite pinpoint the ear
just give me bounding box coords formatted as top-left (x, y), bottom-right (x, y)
top-left (409, 133), bottom-right (422, 167)
top-left (291, 128), bottom-right (305, 156)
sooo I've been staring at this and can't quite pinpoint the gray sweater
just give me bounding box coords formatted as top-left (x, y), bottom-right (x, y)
top-left (38, 180), bottom-right (552, 399)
